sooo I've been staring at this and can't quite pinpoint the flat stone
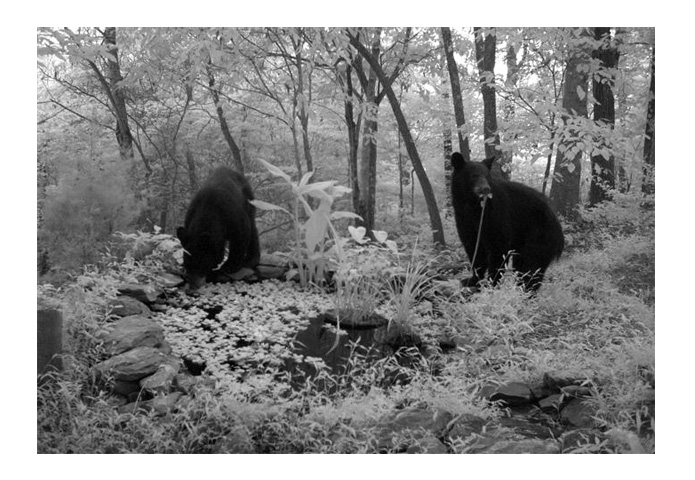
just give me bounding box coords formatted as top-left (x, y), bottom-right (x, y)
top-left (107, 296), bottom-right (151, 318)
top-left (560, 398), bottom-right (596, 428)
top-left (140, 363), bottom-right (179, 395)
top-left (560, 385), bottom-right (592, 397)
top-left (543, 372), bottom-right (581, 390)
top-left (117, 283), bottom-right (162, 304)
top-left (156, 273), bottom-right (184, 288)
top-left (447, 413), bottom-right (487, 440)
top-left (111, 380), bottom-right (141, 398)
top-left (538, 393), bottom-right (564, 412)
top-left (257, 265), bottom-right (287, 280)
top-left (488, 381), bottom-right (534, 407)
top-left (94, 346), bottom-right (179, 382)
top-left (99, 315), bottom-right (165, 355)
top-left (174, 372), bottom-right (216, 395)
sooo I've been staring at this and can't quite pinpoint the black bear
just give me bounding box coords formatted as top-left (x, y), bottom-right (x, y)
top-left (177, 167), bottom-right (260, 289)
top-left (451, 152), bottom-right (564, 292)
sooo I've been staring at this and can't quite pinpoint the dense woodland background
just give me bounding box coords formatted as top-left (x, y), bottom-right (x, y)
top-left (36, 27), bottom-right (655, 276)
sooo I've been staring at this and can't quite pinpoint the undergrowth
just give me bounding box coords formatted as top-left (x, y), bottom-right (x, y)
top-left (37, 198), bottom-right (655, 454)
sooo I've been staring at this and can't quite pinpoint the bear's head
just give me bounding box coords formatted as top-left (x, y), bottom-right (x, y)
top-left (451, 152), bottom-right (495, 202)
top-left (177, 227), bottom-right (226, 289)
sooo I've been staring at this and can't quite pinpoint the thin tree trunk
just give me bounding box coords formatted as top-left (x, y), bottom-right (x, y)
top-left (185, 146), bottom-right (198, 192)
top-left (641, 45), bottom-right (655, 197)
top-left (440, 27), bottom-right (471, 161)
top-left (589, 27), bottom-right (619, 206)
top-left (356, 29), bottom-right (381, 234)
top-left (206, 64), bottom-right (245, 174)
top-left (474, 27), bottom-right (506, 179)
top-left (293, 32), bottom-right (314, 173)
top-left (542, 127), bottom-right (557, 196)
top-left (441, 56), bottom-right (453, 217)
top-left (443, 120), bottom-right (453, 218)
top-left (340, 63), bottom-right (362, 216)
top-left (350, 34), bottom-right (446, 247)
top-left (37, 157), bottom-right (50, 274)
top-left (102, 27), bottom-right (134, 161)
top-left (550, 29), bottom-right (591, 219)
top-left (502, 41), bottom-right (525, 179)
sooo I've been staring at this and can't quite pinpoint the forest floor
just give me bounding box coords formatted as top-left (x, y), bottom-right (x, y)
top-left (37, 208), bottom-right (655, 454)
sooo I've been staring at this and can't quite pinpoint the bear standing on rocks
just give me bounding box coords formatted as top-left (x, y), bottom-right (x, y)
top-left (451, 152), bottom-right (564, 292)
top-left (177, 167), bottom-right (260, 290)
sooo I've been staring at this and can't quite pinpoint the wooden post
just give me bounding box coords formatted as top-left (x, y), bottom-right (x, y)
top-left (38, 309), bottom-right (63, 376)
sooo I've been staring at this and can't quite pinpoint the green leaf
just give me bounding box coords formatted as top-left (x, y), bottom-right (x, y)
top-left (256, 158), bottom-right (291, 183)
top-left (298, 171), bottom-right (314, 188)
top-left (249, 199), bottom-right (290, 215)
top-left (373, 230), bottom-right (388, 243)
top-left (348, 225), bottom-right (367, 244)
top-left (329, 211), bottom-right (362, 221)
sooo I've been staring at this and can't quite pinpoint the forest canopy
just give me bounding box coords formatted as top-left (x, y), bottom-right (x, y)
top-left (36, 27), bottom-right (655, 273)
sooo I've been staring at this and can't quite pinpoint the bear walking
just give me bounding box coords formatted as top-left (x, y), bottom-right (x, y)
top-left (451, 153), bottom-right (564, 292)
top-left (177, 167), bottom-right (260, 289)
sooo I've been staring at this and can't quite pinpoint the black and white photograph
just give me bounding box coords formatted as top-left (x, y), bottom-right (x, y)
top-left (34, 21), bottom-right (660, 463)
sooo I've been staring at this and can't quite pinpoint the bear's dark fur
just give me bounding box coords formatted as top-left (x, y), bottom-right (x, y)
top-left (177, 167), bottom-right (260, 289)
top-left (451, 152), bottom-right (564, 292)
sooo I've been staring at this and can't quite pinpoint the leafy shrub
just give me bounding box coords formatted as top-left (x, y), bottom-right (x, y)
top-left (40, 155), bottom-right (143, 271)
top-left (565, 191), bottom-right (655, 252)
top-left (251, 158), bottom-right (360, 287)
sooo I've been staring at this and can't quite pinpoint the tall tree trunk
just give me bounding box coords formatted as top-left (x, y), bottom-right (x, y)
top-left (589, 27), bottom-right (619, 206)
top-left (613, 28), bottom-right (631, 193)
top-left (356, 29), bottom-right (381, 234)
top-left (550, 29), bottom-right (591, 219)
top-left (102, 27), bottom-right (134, 161)
top-left (542, 127), bottom-right (557, 196)
top-left (341, 62), bottom-right (362, 214)
top-left (440, 27), bottom-right (471, 161)
top-left (291, 31), bottom-right (314, 174)
top-left (37, 156), bottom-right (50, 274)
top-left (206, 64), bottom-right (245, 174)
top-left (474, 27), bottom-right (506, 179)
top-left (502, 41), bottom-right (526, 179)
top-left (443, 127), bottom-right (453, 218)
top-left (350, 34), bottom-right (446, 247)
top-left (441, 56), bottom-right (453, 217)
top-left (641, 45), bottom-right (655, 196)
top-left (185, 146), bottom-right (198, 192)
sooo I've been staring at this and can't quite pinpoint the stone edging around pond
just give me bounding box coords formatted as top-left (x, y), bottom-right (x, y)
top-left (87, 282), bottom-right (616, 453)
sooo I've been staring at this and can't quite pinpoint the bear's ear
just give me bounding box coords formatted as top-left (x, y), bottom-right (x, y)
top-left (482, 156), bottom-right (496, 170)
top-left (176, 227), bottom-right (187, 242)
top-left (451, 152), bottom-right (465, 169)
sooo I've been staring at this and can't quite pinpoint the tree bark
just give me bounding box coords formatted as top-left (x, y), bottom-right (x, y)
top-left (502, 41), bottom-right (526, 179)
top-left (359, 45), bottom-right (379, 233)
top-left (349, 33), bottom-right (446, 247)
top-left (550, 29), bottom-right (591, 219)
top-left (292, 32), bottom-right (314, 174)
top-left (440, 27), bottom-right (471, 161)
top-left (440, 55), bottom-right (453, 217)
top-left (206, 64), bottom-right (245, 174)
top-left (588, 27), bottom-right (619, 206)
top-left (340, 62), bottom-right (362, 215)
top-left (102, 27), bottom-right (134, 161)
top-left (474, 27), bottom-right (506, 179)
top-left (641, 45), bottom-right (655, 196)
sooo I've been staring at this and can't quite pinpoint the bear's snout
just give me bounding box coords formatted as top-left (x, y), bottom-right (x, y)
top-left (473, 184), bottom-right (491, 198)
